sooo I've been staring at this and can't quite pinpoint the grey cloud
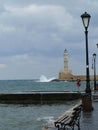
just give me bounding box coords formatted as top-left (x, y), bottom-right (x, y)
top-left (0, 0), bottom-right (97, 79)
top-left (0, 4), bottom-right (74, 57)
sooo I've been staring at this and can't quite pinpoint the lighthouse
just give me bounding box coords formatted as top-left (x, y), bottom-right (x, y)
top-left (59, 49), bottom-right (72, 80)
top-left (64, 49), bottom-right (69, 73)
top-left (59, 49), bottom-right (98, 81)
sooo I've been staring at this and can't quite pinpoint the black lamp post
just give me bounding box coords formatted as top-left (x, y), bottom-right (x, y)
top-left (96, 43), bottom-right (98, 48)
top-left (93, 53), bottom-right (97, 91)
top-left (81, 12), bottom-right (91, 94)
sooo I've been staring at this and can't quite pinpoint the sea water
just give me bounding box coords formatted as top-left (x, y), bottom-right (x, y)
top-left (0, 76), bottom-right (95, 130)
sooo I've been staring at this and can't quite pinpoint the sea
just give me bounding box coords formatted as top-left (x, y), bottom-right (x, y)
top-left (0, 75), bottom-right (95, 130)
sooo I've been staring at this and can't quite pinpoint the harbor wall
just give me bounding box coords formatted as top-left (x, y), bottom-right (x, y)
top-left (59, 71), bottom-right (98, 81)
top-left (0, 92), bottom-right (81, 104)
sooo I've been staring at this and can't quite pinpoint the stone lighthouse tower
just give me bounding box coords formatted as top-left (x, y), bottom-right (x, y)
top-left (64, 49), bottom-right (68, 73)
top-left (59, 49), bottom-right (72, 80)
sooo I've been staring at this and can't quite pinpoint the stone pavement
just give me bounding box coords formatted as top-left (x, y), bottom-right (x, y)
top-left (80, 101), bottom-right (98, 130)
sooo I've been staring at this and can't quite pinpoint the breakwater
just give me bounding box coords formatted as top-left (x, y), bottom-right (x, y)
top-left (0, 91), bottom-right (81, 104)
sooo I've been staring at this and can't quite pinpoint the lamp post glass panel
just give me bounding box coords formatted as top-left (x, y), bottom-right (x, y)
top-left (81, 12), bottom-right (91, 94)
top-left (93, 53), bottom-right (97, 91)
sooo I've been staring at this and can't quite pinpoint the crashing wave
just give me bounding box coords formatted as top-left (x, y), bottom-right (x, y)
top-left (39, 75), bottom-right (56, 82)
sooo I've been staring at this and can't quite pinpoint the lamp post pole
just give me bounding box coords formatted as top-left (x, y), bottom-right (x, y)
top-left (93, 53), bottom-right (97, 91)
top-left (81, 12), bottom-right (91, 95)
top-left (85, 27), bottom-right (91, 94)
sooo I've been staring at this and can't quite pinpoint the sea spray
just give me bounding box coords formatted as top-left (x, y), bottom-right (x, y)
top-left (39, 75), bottom-right (56, 82)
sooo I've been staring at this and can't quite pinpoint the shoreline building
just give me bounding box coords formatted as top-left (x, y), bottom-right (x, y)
top-left (59, 49), bottom-right (98, 81)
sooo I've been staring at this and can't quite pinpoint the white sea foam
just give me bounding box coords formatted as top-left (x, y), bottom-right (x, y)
top-left (38, 75), bottom-right (55, 82)
top-left (37, 116), bottom-right (54, 124)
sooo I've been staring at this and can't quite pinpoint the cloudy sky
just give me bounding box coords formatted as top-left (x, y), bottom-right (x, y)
top-left (0, 0), bottom-right (97, 79)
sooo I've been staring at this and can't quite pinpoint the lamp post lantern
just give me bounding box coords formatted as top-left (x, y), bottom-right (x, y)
top-left (93, 53), bottom-right (97, 91)
top-left (81, 12), bottom-right (91, 94)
